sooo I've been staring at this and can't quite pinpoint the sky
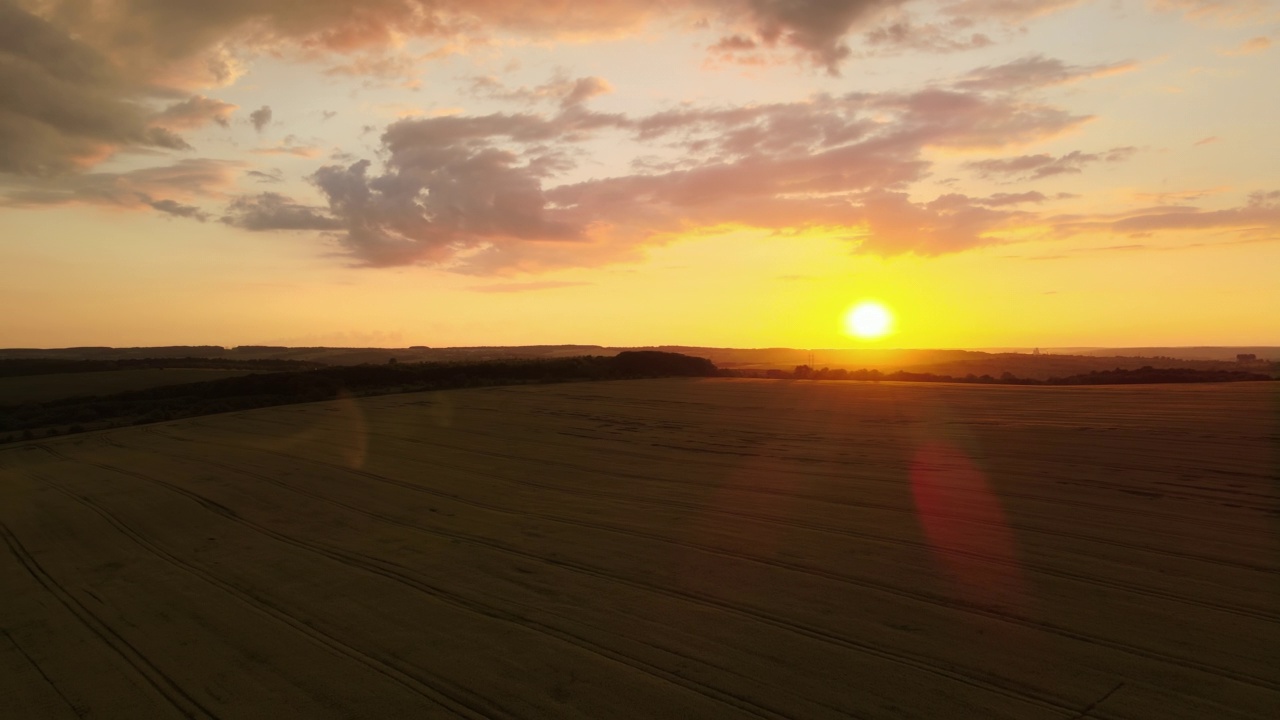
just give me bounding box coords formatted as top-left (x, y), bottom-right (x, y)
top-left (1, 0), bottom-right (1277, 349)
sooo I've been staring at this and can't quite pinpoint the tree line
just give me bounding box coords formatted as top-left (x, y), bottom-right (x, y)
top-left (753, 365), bottom-right (1276, 385)
top-left (0, 352), bottom-right (716, 442)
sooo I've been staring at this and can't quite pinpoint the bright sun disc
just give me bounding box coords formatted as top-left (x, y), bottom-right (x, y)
top-left (845, 302), bottom-right (893, 339)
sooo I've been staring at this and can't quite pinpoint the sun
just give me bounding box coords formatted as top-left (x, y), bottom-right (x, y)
top-left (844, 301), bottom-right (894, 340)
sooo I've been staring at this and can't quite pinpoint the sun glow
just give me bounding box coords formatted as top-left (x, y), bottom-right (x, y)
top-left (845, 301), bottom-right (894, 340)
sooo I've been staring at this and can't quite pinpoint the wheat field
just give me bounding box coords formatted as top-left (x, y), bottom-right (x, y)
top-left (2, 378), bottom-right (1277, 718)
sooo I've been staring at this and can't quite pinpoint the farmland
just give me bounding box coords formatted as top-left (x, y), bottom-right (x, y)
top-left (0, 369), bottom-right (262, 405)
top-left (2, 378), bottom-right (1277, 718)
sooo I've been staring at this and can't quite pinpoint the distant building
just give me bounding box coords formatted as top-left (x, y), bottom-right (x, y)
top-left (1237, 353), bottom-right (1257, 363)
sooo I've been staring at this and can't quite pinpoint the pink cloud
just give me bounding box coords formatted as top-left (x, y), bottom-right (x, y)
top-left (1, 158), bottom-right (239, 220)
top-left (225, 80), bottom-right (1085, 272)
top-left (966, 146), bottom-right (1136, 180)
top-left (954, 55), bottom-right (1138, 92)
top-left (1152, 0), bottom-right (1278, 25)
top-left (1221, 36), bottom-right (1272, 55)
top-left (1050, 191), bottom-right (1280, 239)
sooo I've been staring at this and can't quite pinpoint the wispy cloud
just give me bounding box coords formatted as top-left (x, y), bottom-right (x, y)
top-left (252, 136), bottom-right (322, 158)
top-left (468, 281), bottom-right (593, 293)
top-left (966, 147), bottom-right (1137, 180)
top-left (1220, 36), bottom-right (1272, 56)
top-left (954, 55), bottom-right (1138, 92)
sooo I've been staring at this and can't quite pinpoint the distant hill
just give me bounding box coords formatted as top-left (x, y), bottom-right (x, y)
top-left (1, 344), bottom-right (1275, 380)
top-left (1037, 347), bottom-right (1280, 362)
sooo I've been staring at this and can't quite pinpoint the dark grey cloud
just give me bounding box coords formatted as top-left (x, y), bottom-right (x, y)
top-left (730, 0), bottom-right (908, 70)
top-left (246, 168), bottom-right (284, 183)
top-left (249, 106), bottom-right (273, 133)
top-left (146, 197), bottom-right (209, 221)
top-left (221, 192), bottom-right (342, 231)
top-left (0, 1), bottom-right (194, 175)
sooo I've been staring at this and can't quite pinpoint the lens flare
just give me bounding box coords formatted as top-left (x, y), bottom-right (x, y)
top-left (844, 301), bottom-right (893, 339)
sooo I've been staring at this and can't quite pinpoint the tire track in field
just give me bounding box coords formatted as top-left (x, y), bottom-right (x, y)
top-left (26, 473), bottom-right (493, 720)
top-left (144, 423), bottom-right (1280, 625)
top-left (401, 416), bottom-right (1280, 542)
top-left (1, 627), bottom-right (86, 718)
top-left (0, 523), bottom-right (218, 720)
top-left (400, 400), bottom-right (1280, 523)
top-left (45, 441), bottom-right (828, 715)
top-left (436, 419), bottom-right (1280, 530)
top-left (228, 412), bottom-right (1280, 570)
top-left (35, 443), bottom-right (1078, 718)
top-left (31, 445), bottom-right (804, 720)
top-left (478, 384), bottom-right (1269, 484)
top-left (114, 431), bottom-right (1280, 701)
top-left (104, 430), bottom-right (1280, 707)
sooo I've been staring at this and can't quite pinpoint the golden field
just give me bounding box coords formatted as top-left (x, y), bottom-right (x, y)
top-left (2, 378), bottom-right (1277, 718)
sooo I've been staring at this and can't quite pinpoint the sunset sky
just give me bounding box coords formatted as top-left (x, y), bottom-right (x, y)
top-left (1, 0), bottom-right (1277, 349)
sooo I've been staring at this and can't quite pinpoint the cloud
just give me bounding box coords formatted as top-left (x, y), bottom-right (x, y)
top-left (469, 74), bottom-right (615, 108)
top-left (954, 55), bottom-right (1137, 92)
top-left (308, 142), bottom-right (586, 269)
top-left (855, 2), bottom-right (1090, 57)
top-left (976, 191), bottom-right (1048, 206)
top-left (712, 0), bottom-right (910, 71)
top-left (248, 80), bottom-right (1088, 272)
top-left (253, 135), bottom-right (322, 157)
top-left (1151, 0), bottom-right (1279, 25)
top-left (1130, 185), bottom-right (1230, 204)
top-left (221, 192), bottom-right (342, 231)
top-left (862, 19), bottom-right (994, 54)
top-left (15, 0), bottom-right (911, 82)
top-left (1109, 190), bottom-right (1280, 233)
top-left (146, 197), bottom-right (209, 221)
top-left (0, 0), bottom-right (1119, 183)
top-left (1, 158), bottom-right (237, 215)
top-left (966, 146), bottom-right (1136, 180)
top-left (154, 95), bottom-right (237, 130)
top-left (245, 168), bottom-right (284, 183)
top-left (1049, 190), bottom-right (1280, 239)
top-left (1221, 36), bottom-right (1272, 55)
top-left (1193, 135), bottom-right (1218, 146)
top-left (711, 34), bottom-right (759, 52)
top-left (0, 1), bottom-right (195, 175)
top-left (940, 0), bottom-right (1091, 22)
top-left (323, 52), bottom-right (426, 81)
top-left (249, 106), bottom-right (273, 132)
top-left (852, 189), bottom-right (1021, 254)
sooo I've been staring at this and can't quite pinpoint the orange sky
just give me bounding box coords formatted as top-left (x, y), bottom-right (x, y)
top-left (1, 0), bottom-right (1277, 348)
